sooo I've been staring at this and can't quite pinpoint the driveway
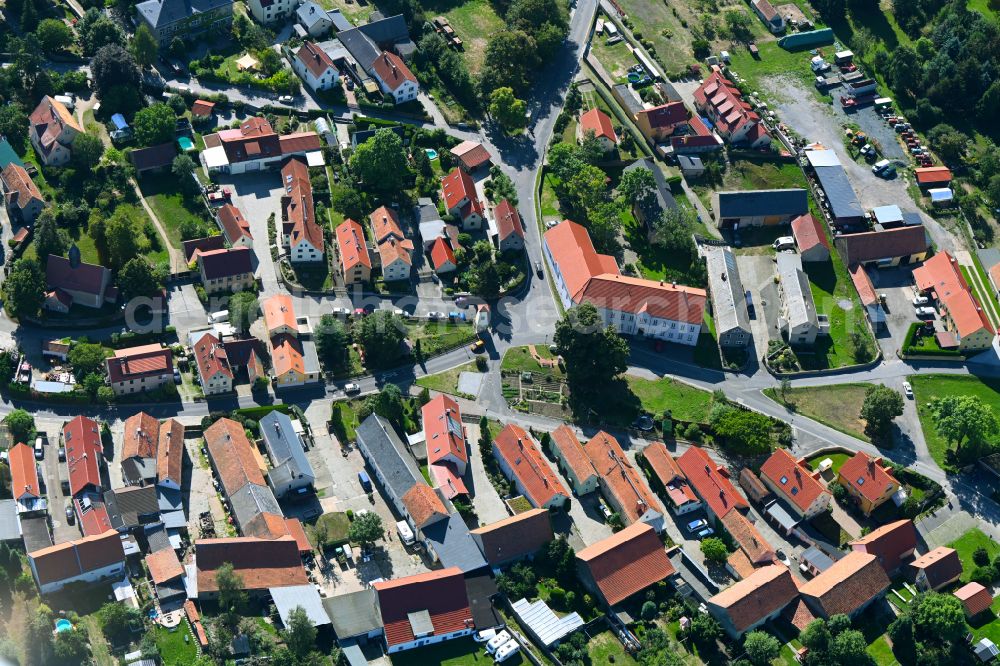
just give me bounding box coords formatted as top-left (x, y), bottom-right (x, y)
top-left (463, 423), bottom-right (512, 525)
top-left (865, 265), bottom-right (920, 357)
top-left (220, 172), bottom-right (285, 292)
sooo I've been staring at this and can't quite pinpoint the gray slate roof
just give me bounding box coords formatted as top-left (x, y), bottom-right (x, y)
top-left (716, 189), bottom-right (808, 218)
top-left (337, 28), bottom-right (380, 70)
top-left (230, 482), bottom-right (281, 531)
top-left (260, 411), bottom-right (315, 489)
top-left (814, 165), bottom-right (864, 221)
top-left (705, 247), bottom-right (750, 337)
top-left (323, 589), bottom-right (383, 639)
top-left (356, 13), bottom-right (407, 44)
top-left (136, 0), bottom-right (232, 29)
top-left (270, 584), bottom-right (330, 627)
top-left (105, 486), bottom-right (159, 531)
top-left (421, 512), bottom-right (488, 573)
top-left (355, 414), bottom-right (423, 508)
top-left (0, 500), bottom-right (20, 542)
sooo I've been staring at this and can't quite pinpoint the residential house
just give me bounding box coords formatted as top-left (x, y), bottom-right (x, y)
top-left (197, 247), bottom-right (255, 294)
top-left (292, 41), bottom-right (340, 91)
top-left (339, 14), bottom-right (416, 65)
top-left (135, 0), bottom-right (233, 44)
top-left (675, 446), bottom-right (748, 522)
top-left (246, 0), bottom-right (296, 24)
top-left (849, 264), bottom-right (886, 331)
top-left (191, 100), bottom-right (216, 121)
top-left (263, 294), bottom-right (299, 338)
top-left (910, 547), bottom-right (963, 591)
top-left (623, 158), bottom-right (677, 233)
top-left (281, 157), bottom-right (325, 263)
top-left (799, 546), bottom-right (840, 577)
top-left (450, 140), bottom-right (491, 172)
top-left (335, 219), bottom-right (372, 285)
top-left (146, 547), bottom-right (186, 603)
top-left (722, 509), bottom-right (776, 580)
top-left (29, 96), bottom-right (81, 166)
top-left (104, 485), bottom-right (160, 532)
top-left (271, 335), bottom-right (321, 387)
top-left (9, 443), bottom-right (44, 514)
top-left (798, 551), bottom-right (890, 618)
top-left (714, 189), bottom-right (809, 228)
top-left (183, 235), bottom-right (227, 264)
top-left (121, 411), bottom-right (161, 486)
top-left (493, 199), bottom-right (525, 253)
top-left (834, 225), bottom-right (929, 267)
top-left (441, 168), bottom-right (484, 230)
top-left (492, 425), bottom-right (570, 510)
top-left (64, 416), bottom-right (104, 498)
top-left (759, 449), bottom-right (831, 519)
top-left (44, 247), bottom-right (115, 312)
top-left (669, 114), bottom-right (723, 154)
top-left (194, 536), bottom-right (308, 599)
top-left (259, 410), bottom-right (316, 498)
top-left (323, 589), bottom-right (384, 647)
top-left (28, 530), bottom-right (126, 595)
top-left (849, 519), bottom-right (917, 575)
top-left (544, 220), bottom-right (706, 346)
top-left (583, 431), bottom-right (664, 532)
top-left (706, 565), bottom-right (800, 638)
top-left (577, 108), bottom-right (617, 151)
top-left (954, 582), bottom-right (993, 618)
top-left (430, 237), bottom-right (457, 275)
top-left (836, 451), bottom-right (901, 516)
top-left (704, 247), bottom-right (751, 348)
top-left (913, 251), bottom-right (994, 353)
top-left (297, 1), bottom-right (349, 36)
top-left (422, 394), bottom-right (469, 499)
top-left (1, 163), bottom-right (44, 223)
top-left (106, 344), bottom-right (174, 397)
top-left (217, 204), bottom-right (254, 249)
top-left (790, 213), bottom-right (830, 262)
top-left (129, 143), bottom-right (177, 176)
top-left (776, 252), bottom-right (820, 346)
top-left (193, 331), bottom-right (234, 395)
top-left (739, 468), bottom-right (772, 504)
top-left (752, 0), bottom-right (785, 32)
top-left (470, 509), bottom-right (553, 569)
top-left (640, 441), bottom-right (701, 515)
top-left (370, 205), bottom-right (413, 282)
top-left (575, 523), bottom-right (675, 608)
top-left (371, 51), bottom-right (419, 104)
top-left (914, 166), bottom-right (952, 189)
top-left (694, 72), bottom-right (770, 147)
top-left (373, 568), bottom-right (475, 653)
top-left (547, 425), bottom-right (598, 495)
top-left (634, 102), bottom-right (689, 143)
top-left (201, 117), bottom-right (320, 175)
top-left (677, 155), bottom-right (706, 177)
top-left (155, 419), bottom-right (184, 491)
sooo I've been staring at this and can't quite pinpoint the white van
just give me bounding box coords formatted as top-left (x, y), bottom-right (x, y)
top-left (396, 520), bottom-right (415, 545)
top-left (772, 236), bottom-right (796, 251)
top-left (34, 436), bottom-right (44, 460)
top-left (872, 159), bottom-right (891, 174)
top-left (208, 310), bottom-right (229, 324)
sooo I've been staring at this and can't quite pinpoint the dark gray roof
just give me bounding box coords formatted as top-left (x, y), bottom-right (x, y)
top-left (136, 0), bottom-right (232, 29)
top-left (105, 486), bottom-right (160, 531)
top-left (144, 523), bottom-right (172, 552)
top-left (465, 573), bottom-right (502, 630)
top-left (337, 28), bottom-right (380, 70)
top-left (0, 500), bottom-right (20, 542)
top-left (260, 411), bottom-right (315, 489)
top-left (20, 516), bottom-right (51, 552)
top-left (813, 165), bottom-right (864, 221)
top-left (230, 482), bottom-right (281, 532)
top-left (625, 158), bottom-right (677, 221)
top-left (122, 457), bottom-right (156, 486)
top-left (323, 589), bottom-right (383, 639)
top-left (327, 9), bottom-right (352, 31)
top-left (801, 545), bottom-right (840, 572)
top-left (129, 142), bottom-right (176, 172)
top-left (612, 84), bottom-right (644, 117)
top-left (716, 189), bottom-right (809, 218)
top-left (417, 197), bottom-right (441, 224)
top-left (421, 512), bottom-right (488, 573)
top-left (157, 487), bottom-right (183, 513)
top-left (355, 414), bottom-right (422, 507)
top-left (357, 14), bottom-right (408, 45)
top-left (156, 576), bottom-right (187, 601)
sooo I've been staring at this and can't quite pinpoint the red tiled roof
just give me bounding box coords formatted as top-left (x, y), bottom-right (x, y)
top-left (760, 449), bottom-right (829, 514)
top-left (213, 118), bottom-right (282, 164)
top-left (271, 334), bottom-right (308, 378)
top-left (185, 600), bottom-right (210, 646)
top-left (580, 108), bottom-right (618, 142)
top-left (838, 451), bottom-right (899, 504)
top-left (915, 166), bottom-right (952, 185)
top-left (791, 213), bottom-right (828, 252)
top-left (147, 547), bottom-right (184, 584)
top-left (494, 424), bottom-right (570, 508)
top-left (191, 100), bottom-right (215, 117)
top-left (195, 536), bottom-right (307, 592)
top-left (850, 519), bottom-right (916, 574)
top-left (576, 523), bottom-right (675, 606)
top-left (470, 509), bottom-right (553, 566)
top-left (583, 431), bottom-right (663, 523)
top-left (157, 419), bottom-right (184, 487)
top-left (430, 461), bottom-right (468, 499)
top-left (835, 225), bottom-right (928, 266)
top-left (374, 568), bottom-right (473, 648)
top-left (45, 253), bottom-right (110, 300)
top-left (296, 41), bottom-right (337, 78)
top-left (30, 96), bottom-right (81, 158)
top-left (194, 331), bottom-right (233, 384)
top-left (430, 237), bottom-right (457, 271)
top-left (378, 235), bottom-right (413, 268)
top-left (849, 264), bottom-right (879, 307)
top-left (182, 235), bottom-right (226, 263)
top-left (721, 508), bottom-right (774, 565)
top-left (799, 551), bottom-right (890, 617)
top-left (123, 411), bottom-right (160, 459)
top-left (422, 394), bottom-right (467, 468)
top-left (76, 497), bottom-right (112, 536)
top-left (549, 425), bottom-right (596, 486)
top-left (283, 517), bottom-right (312, 554)
top-left (107, 344), bottom-right (173, 384)
top-left (753, 0), bottom-right (779, 21)
top-left (64, 416), bottom-right (102, 496)
top-left (643, 441), bottom-right (698, 508)
top-left (9, 442), bottom-right (40, 500)
top-left (281, 157), bottom-right (324, 253)
top-left (676, 446), bottom-right (748, 518)
top-left (1, 163), bottom-right (43, 209)
top-left (217, 204), bottom-right (253, 244)
top-left (694, 72), bottom-right (758, 136)
top-left (204, 418), bottom-right (265, 495)
top-left (494, 199), bottom-right (524, 241)
top-left (29, 530), bottom-right (124, 587)
top-left (954, 582), bottom-right (993, 616)
top-left (372, 51), bottom-right (417, 92)
top-left (708, 565), bottom-right (800, 634)
top-left (278, 132), bottom-right (322, 155)
top-left (402, 483), bottom-right (448, 528)
top-left (198, 247), bottom-right (253, 280)
top-left (441, 167), bottom-right (483, 218)
top-left (909, 546), bottom-right (963, 589)
top-left (335, 219), bottom-right (372, 273)
top-left (636, 102), bottom-right (688, 130)
top-left (913, 251), bottom-right (993, 339)
top-left (450, 140), bottom-right (491, 170)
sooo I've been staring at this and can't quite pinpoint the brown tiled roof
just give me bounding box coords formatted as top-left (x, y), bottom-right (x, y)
top-left (278, 132), bottom-right (322, 155)
top-left (676, 446), bottom-right (748, 518)
top-left (191, 100), bottom-right (215, 117)
top-left (835, 225), bottom-right (928, 266)
top-left (727, 548), bottom-right (757, 579)
top-left (721, 509), bottom-right (775, 565)
top-left (422, 394), bottom-right (467, 468)
top-left (549, 425), bottom-right (596, 485)
top-left (954, 582), bottom-right (993, 616)
top-left (296, 41), bottom-right (337, 78)
top-left (583, 431), bottom-right (663, 523)
top-left (107, 345), bottom-right (173, 384)
top-left (909, 547), bottom-right (963, 589)
top-left (64, 416), bottom-right (103, 496)
top-left (579, 108), bottom-right (617, 142)
top-left (760, 449), bottom-right (829, 514)
top-left (1, 163), bottom-right (43, 209)
top-left (182, 235), bottom-right (226, 262)
top-left (157, 419), bottom-right (184, 487)
top-left (799, 551), bottom-right (890, 617)
top-left (282, 517), bottom-right (312, 554)
top-left (850, 519), bottom-right (916, 574)
top-left (707, 565), bottom-right (799, 633)
top-left (335, 219), bottom-right (372, 273)
top-left (642, 441), bottom-right (690, 500)
top-left (494, 424), bottom-right (569, 508)
top-left (450, 140), bottom-right (491, 170)
top-left (217, 203), bottom-right (253, 244)
top-left (791, 213), bottom-right (829, 251)
top-left (782, 598), bottom-right (818, 632)
top-left (9, 442), bottom-right (40, 499)
top-left (45, 253), bottom-right (110, 300)
top-left (29, 530), bottom-right (124, 586)
top-left (204, 418), bottom-right (265, 495)
top-left (129, 142), bottom-right (177, 172)
top-left (213, 117), bottom-right (281, 165)
top-left (636, 102), bottom-right (689, 129)
top-left (29, 96), bottom-right (81, 157)
top-left (402, 483), bottom-right (448, 529)
top-left (495, 199), bottom-right (524, 241)
top-left (244, 511), bottom-right (293, 540)
top-left (838, 451), bottom-right (899, 504)
top-left (195, 536), bottom-right (307, 592)
top-left (371, 51), bottom-right (417, 91)
top-left (576, 522), bottom-right (675, 606)
top-left (281, 157), bottom-right (324, 252)
top-left (470, 508), bottom-right (553, 566)
top-left (378, 236), bottom-right (413, 267)
top-left (914, 166), bottom-right (952, 185)
top-left (146, 547), bottom-right (184, 584)
top-left (123, 411), bottom-right (160, 459)
top-left (198, 247), bottom-right (253, 280)
top-left (194, 332), bottom-right (233, 383)
top-left (373, 568), bottom-right (473, 648)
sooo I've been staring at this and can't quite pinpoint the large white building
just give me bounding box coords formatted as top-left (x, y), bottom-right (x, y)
top-left (543, 220), bottom-right (706, 346)
top-left (291, 41), bottom-right (340, 91)
top-left (776, 252), bottom-right (820, 346)
top-left (246, 0), bottom-right (298, 24)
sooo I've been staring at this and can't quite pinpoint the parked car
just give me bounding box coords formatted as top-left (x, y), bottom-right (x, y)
top-left (427, 311), bottom-right (445, 320)
top-left (487, 631), bottom-right (511, 655)
top-left (278, 95), bottom-right (294, 104)
top-left (696, 527), bottom-right (715, 539)
top-left (448, 311), bottom-right (466, 321)
top-left (331, 306), bottom-right (350, 316)
top-left (392, 308), bottom-right (409, 318)
top-left (772, 236), bottom-right (795, 251)
top-left (599, 501), bottom-right (613, 520)
top-left (469, 340), bottom-right (485, 354)
top-left (357, 470), bottom-right (373, 493)
top-left (34, 437), bottom-right (44, 460)
top-left (344, 383), bottom-right (360, 394)
top-left (535, 260), bottom-right (543, 277)
top-left (902, 381), bottom-right (913, 399)
top-left (65, 505), bottom-right (75, 524)
top-left (687, 518), bottom-right (708, 533)
top-left (58, 446), bottom-right (66, 462)
top-left (775, 549), bottom-right (791, 566)
top-left (912, 296), bottom-right (929, 306)
top-left (915, 306), bottom-right (937, 318)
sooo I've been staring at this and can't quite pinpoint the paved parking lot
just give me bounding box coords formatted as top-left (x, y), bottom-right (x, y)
top-left (39, 425), bottom-right (79, 545)
top-left (220, 172), bottom-right (284, 292)
top-left (865, 265), bottom-right (922, 356)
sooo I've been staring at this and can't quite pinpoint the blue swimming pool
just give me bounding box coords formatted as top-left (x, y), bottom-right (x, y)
top-left (55, 619), bottom-right (72, 633)
top-left (425, 148), bottom-right (439, 160)
top-left (177, 136), bottom-right (195, 151)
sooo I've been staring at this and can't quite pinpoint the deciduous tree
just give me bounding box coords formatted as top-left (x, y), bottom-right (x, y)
top-left (284, 606), bottom-right (317, 658)
top-left (118, 257), bottom-right (160, 301)
top-left (353, 310), bottom-right (406, 367)
top-left (700, 537), bottom-right (728, 563)
top-left (3, 258), bottom-right (44, 320)
top-left (3, 409), bottom-right (36, 443)
top-left (554, 302), bottom-right (629, 399)
top-left (314, 314), bottom-right (348, 369)
top-left (930, 394), bottom-right (999, 456)
top-left (859, 384), bottom-right (904, 444)
top-left (488, 87), bottom-right (528, 133)
top-left (35, 19), bottom-right (73, 53)
top-left (72, 133), bottom-right (104, 170)
top-left (228, 291), bottom-right (258, 335)
top-left (349, 129), bottom-right (409, 194)
top-left (744, 631), bottom-right (781, 666)
top-left (130, 23), bottom-right (158, 68)
top-left (134, 103), bottom-right (176, 146)
top-left (347, 511), bottom-right (384, 546)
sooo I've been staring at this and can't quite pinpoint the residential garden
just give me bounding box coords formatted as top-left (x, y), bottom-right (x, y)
top-left (910, 374), bottom-right (1000, 471)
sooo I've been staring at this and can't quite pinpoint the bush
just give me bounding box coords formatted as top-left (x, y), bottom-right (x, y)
top-left (973, 547), bottom-right (991, 566)
top-left (682, 423), bottom-right (701, 441)
top-left (641, 600), bottom-right (657, 621)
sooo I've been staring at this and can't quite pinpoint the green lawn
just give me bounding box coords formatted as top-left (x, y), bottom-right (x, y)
top-left (763, 383), bottom-right (870, 442)
top-left (806, 451), bottom-right (852, 474)
top-left (587, 631), bottom-right (637, 665)
top-left (971, 597), bottom-right (1000, 645)
top-left (540, 172), bottom-right (561, 223)
top-left (969, 0), bottom-right (1000, 20)
top-left (500, 345), bottom-right (564, 377)
top-left (730, 159), bottom-right (808, 191)
top-left (727, 40), bottom-right (832, 103)
top-left (408, 321), bottom-right (477, 357)
top-left (391, 638), bottom-right (519, 666)
top-left (591, 34), bottom-right (638, 81)
top-left (330, 400), bottom-right (360, 443)
top-left (415, 361), bottom-right (482, 397)
top-left (623, 374), bottom-right (715, 423)
top-left (138, 173), bottom-right (212, 249)
top-left (155, 621), bottom-right (197, 666)
top-left (910, 374), bottom-right (1000, 471)
top-left (609, 0), bottom-right (699, 73)
top-left (866, 635), bottom-right (898, 666)
top-left (432, 0), bottom-right (506, 75)
top-left (307, 511), bottom-right (350, 549)
top-left (621, 203), bottom-right (708, 287)
top-left (803, 256), bottom-right (876, 370)
top-left (313, 0), bottom-right (374, 22)
top-left (82, 616), bottom-right (116, 666)
top-left (947, 528), bottom-right (1000, 582)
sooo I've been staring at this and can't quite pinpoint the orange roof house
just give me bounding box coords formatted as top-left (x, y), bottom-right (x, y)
top-left (191, 99), bottom-right (215, 118)
top-left (790, 213), bottom-right (830, 262)
top-left (217, 203), bottom-right (253, 247)
top-left (913, 251), bottom-right (994, 352)
top-left (402, 483), bottom-right (449, 529)
top-left (64, 415), bottom-right (104, 498)
top-left (335, 219), bottom-right (372, 285)
top-left (106, 344), bottom-right (173, 397)
top-left (1, 163), bottom-right (45, 223)
top-left (910, 546), bottom-right (963, 591)
top-left (492, 424), bottom-right (570, 509)
top-left (371, 51), bottom-right (418, 97)
top-left (675, 446), bottom-right (748, 521)
top-left (280, 157), bottom-right (324, 262)
top-left (123, 411), bottom-right (160, 461)
top-left (430, 237), bottom-right (458, 274)
top-left (373, 568), bottom-right (473, 652)
top-left (578, 108), bottom-right (618, 146)
top-left (836, 451), bottom-right (901, 516)
top-left (583, 432), bottom-right (664, 531)
top-left (850, 519), bottom-right (916, 575)
top-left (641, 441), bottom-right (700, 513)
top-left (146, 547), bottom-right (184, 585)
top-left (9, 442), bottom-right (42, 510)
top-left (799, 551), bottom-right (890, 618)
top-left (914, 166), bottom-right (952, 187)
top-left (759, 449), bottom-right (831, 519)
top-left (721, 508), bottom-right (775, 569)
top-left (422, 394), bottom-right (468, 497)
top-left (576, 522), bottom-right (675, 607)
top-left (441, 167), bottom-right (484, 228)
top-left (193, 331), bottom-right (234, 397)
top-left (547, 425), bottom-right (598, 495)
top-left (494, 199), bottom-right (525, 252)
top-left (954, 582), bottom-right (993, 617)
top-left (706, 565), bottom-right (800, 637)
top-left (262, 294), bottom-right (298, 338)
